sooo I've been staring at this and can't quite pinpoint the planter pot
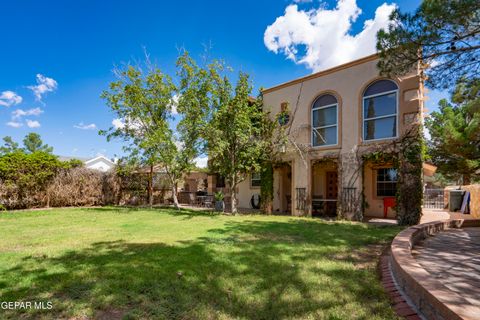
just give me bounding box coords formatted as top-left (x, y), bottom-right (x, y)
top-left (215, 200), bottom-right (224, 212)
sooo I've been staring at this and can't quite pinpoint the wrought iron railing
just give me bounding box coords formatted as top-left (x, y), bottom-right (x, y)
top-left (423, 189), bottom-right (445, 209)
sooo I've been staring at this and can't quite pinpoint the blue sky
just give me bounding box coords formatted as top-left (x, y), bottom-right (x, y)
top-left (0, 0), bottom-right (446, 160)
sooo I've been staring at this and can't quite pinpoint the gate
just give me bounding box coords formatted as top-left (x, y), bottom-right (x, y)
top-left (424, 189), bottom-right (445, 209)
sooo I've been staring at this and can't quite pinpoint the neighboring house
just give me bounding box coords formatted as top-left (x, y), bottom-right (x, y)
top-left (59, 155), bottom-right (116, 172)
top-left (84, 156), bottom-right (116, 172)
top-left (235, 54), bottom-right (425, 218)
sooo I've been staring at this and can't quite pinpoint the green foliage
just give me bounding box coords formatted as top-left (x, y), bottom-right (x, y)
top-left (101, 61), bottom-right (179, 206)
top-left (377, 0), bottom-right (480, 89)
top-left (362, 152), bottom-right (397, 166)
top-left (63, 159), bottom-right (84, 169)
top-left (396, 126), bottom-right (425, 226)
top-left (0, 137), bottom-right (19, 155)
top-left (214, 191), bottom-right (224, 201)
top-left (260, 162), bottom-right (274, 214)
top-left (101, 52), bottom-right (214, 208)
top-left (426, 78), bottom-right (480, 184)
top-left (205, 72), bottom-right (268, 213)
top-left (360, 129), bottom-right (425, 226)
top-left (0, 151), bottom-right (62, 208)
top-left (23, 132), bottom-right (53, 154)
top-left (0, 151), bottom-right (61, 188)
top-left (0, 149), bottom-right (96, 209)
top-left (1, 133), bottom-right (53, 156)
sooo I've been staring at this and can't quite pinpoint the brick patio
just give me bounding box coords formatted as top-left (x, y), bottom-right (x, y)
top-left (413, 227), bottom-right (480, 309)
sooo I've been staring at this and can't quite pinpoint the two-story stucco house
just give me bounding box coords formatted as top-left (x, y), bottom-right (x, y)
top-left (235, 54), bottom-right (424, 218)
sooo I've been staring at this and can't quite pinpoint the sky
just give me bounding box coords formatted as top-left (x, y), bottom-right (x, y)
top-left (0, 0), bottom-right (447, 165)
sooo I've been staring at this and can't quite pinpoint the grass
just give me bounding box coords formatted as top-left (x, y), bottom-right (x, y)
top-left (0, 207), bottom-right (402, 320)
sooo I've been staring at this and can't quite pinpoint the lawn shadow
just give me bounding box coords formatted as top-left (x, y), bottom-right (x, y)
top-left (81, 205), bottom-right (221, 219)
top-left (1, 219), bottom-right (399, 319)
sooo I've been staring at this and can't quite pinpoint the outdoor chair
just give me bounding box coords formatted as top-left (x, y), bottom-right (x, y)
top-left (188, 193), bottom-right (197, 206)
top-left (204, 195), bottom-right (214, 208)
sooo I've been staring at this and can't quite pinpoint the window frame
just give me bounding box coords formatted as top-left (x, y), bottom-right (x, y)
top-left (362, 86), bottom-right (399, 142)
top-left (311, 100), bottom-right (339, 147)
top-left (375, 167), bottom-right (398, 197)
top-left (250, 172), bottom-right (261, 188)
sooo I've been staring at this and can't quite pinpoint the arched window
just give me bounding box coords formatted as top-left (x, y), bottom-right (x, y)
top-left (363, 80), bottom-right (398, 141)
top-left (312, 94), bottom-right (338, 146)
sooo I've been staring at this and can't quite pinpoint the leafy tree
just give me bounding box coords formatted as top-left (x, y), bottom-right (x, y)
top-left (0, 136), bottom-right (19, 155)
top-left (205, 71), bottom-right (267, 214)
top-left (377, 0), bottom-right (480, 89)
top-left (23, 132), bottom-right (53, 154)
top-left (101, 63), bottom-right (175, 207)
top-left (101, 54), bottom-right (209, 209)
top-left (426, 78), bottom-right (480, 184)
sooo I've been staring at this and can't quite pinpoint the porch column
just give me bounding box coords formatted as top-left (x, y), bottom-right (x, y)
top-left (338, 152), bottom-right (363, 220)
top-left (291, 157), bottom-right (312, 216)
top-left (207, 174), bottom-right (216, 195)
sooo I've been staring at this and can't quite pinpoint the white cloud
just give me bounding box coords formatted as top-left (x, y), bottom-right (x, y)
top-left (0, 91), bottom-right (22, 107)
top-left (264, 0), bottom-right (396, 72)
top-left (26, 119), bottom-right (41, 128)
top-left (74, 122), bottom-right (97, 130)
top-left (194, 156), bottom-right (208, 168)
top-left (112, 118), bottom-right (125, 130)
top-left (12, 107), bottom-right (43, 119)
top-left (6, 121), bottom-right (22, 128)
top-left (170, 94), bottom-right (179, 115)
top-left (112, 117), bottom-right (142, 131)
top-left (27, 74), bottom-right (58, 101)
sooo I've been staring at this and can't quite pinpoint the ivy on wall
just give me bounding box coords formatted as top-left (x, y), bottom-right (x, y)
top-left (360, 125), bottom-right (425, 225)
top-left (260, 162), bottom-right (274, 214)
top-left (396, 125), bottom-right (425, 225)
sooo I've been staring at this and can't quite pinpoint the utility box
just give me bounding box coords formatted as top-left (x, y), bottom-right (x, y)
top-left (449, 190), bottom-right (465, 212)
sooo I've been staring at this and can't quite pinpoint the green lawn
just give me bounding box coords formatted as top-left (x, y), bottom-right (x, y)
top-left (0, 207), bottom-right (402, 320)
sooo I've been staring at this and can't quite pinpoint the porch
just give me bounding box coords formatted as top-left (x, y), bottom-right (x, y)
top-left (311, 160), bottom-right (338, 217)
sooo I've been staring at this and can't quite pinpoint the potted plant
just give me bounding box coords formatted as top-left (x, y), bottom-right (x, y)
top-left (214, 191), bottom-right (224, 212)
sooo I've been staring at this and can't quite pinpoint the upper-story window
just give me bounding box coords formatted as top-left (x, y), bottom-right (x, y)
top-left (363, 80), bottom-right (398, 141)
top-left (312, 94), bottom-right (338, 146)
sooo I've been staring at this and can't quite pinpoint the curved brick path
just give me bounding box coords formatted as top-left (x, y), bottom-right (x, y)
top-left (413, 227), bottom-right (480, 309)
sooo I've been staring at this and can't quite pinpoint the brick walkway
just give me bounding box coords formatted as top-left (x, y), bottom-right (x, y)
top-left (413, 227), bottom-right (480, 309)
top-left (379, 251), bottom-right (421, 319)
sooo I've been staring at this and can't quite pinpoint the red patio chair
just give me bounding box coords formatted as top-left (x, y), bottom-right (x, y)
top-left (383, 197), bottom-right (396, 218)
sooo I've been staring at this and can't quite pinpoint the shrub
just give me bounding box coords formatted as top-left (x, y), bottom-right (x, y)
top-left (0, 151), bottom-right (62, 209)
top-left (47, 167), bottom-right (109, 207)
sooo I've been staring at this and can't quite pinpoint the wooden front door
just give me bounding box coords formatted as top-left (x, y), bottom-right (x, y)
top-left (326, 171), bottom-right (338, 215)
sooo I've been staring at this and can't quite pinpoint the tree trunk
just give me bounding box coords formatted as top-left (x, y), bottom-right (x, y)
top-left (148, 164), bottom-right (154, 207)
top-left (462, 174), bottom-right (471, 186)
top-left (230, 175), bottom-right (238, 215)
top-left (172, 182), bottom-right (179, 209)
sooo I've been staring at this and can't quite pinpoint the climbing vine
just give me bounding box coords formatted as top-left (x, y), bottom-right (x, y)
top-left (396, 125), bottom-right (425, 225)
top-left (360, 124), bottom-right (425, 225)
top-left (260, 162), bottom-right (274, 214)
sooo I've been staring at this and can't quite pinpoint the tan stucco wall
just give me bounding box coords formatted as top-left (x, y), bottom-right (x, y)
top-left (363, 162), bottom-right (397, 218)
top-left (236, 174), bottom-right (261, 209)
top-left (461, 184), bottom-right (480, 218)
top-left (262, 55), bottom-right (422, 216)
